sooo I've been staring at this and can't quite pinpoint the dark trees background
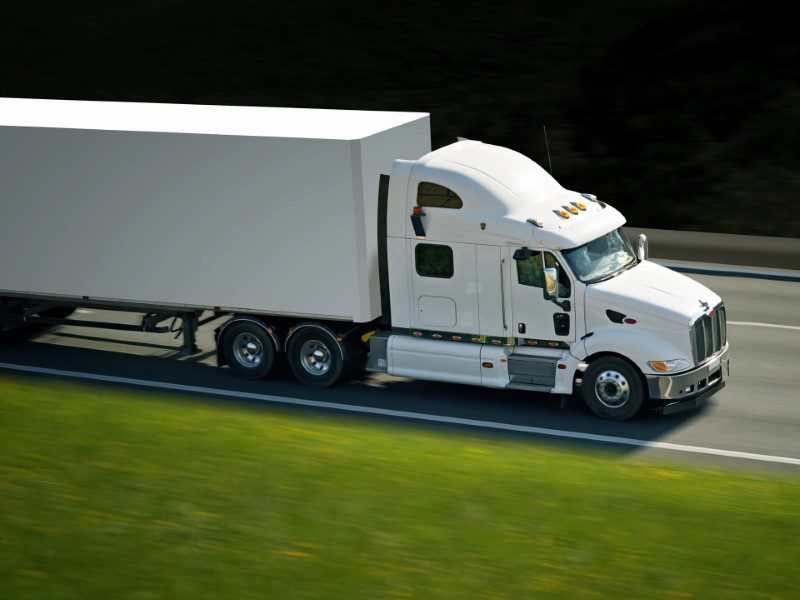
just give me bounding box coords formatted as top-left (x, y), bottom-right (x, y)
top-left (1, 1), bottom-right (797, 236)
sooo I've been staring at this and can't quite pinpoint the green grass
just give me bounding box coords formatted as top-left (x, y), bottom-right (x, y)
top-left (0, 375), bottom-right (798, 598)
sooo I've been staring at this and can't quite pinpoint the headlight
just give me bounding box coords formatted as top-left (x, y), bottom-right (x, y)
top-left (648, 359), bottom-right (692, 373)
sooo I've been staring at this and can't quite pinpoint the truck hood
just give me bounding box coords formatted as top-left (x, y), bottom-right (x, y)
top-left (585, 260), bottom-right (722, 325)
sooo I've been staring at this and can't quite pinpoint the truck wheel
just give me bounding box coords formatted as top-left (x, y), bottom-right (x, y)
top-left (582, 357), bottom-right (644, 420)
top-left (222, 322), bottom-right (276, 380)
top-left (287, 328), bottom-right (343, 388)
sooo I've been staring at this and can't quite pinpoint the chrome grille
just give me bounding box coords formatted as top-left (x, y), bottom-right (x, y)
top-left (691, 303), bottom-right (726, 365)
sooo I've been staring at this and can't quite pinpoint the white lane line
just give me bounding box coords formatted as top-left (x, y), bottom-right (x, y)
top-left (728, 321), bottom-right (800, 331)
top-left (1, 361), bottom-right (799, 467)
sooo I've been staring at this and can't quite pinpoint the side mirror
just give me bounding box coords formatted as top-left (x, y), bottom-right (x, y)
top-left (637, 234), bottom-right (649, 261)
top-left (543, 267), bottom-right (558, 300)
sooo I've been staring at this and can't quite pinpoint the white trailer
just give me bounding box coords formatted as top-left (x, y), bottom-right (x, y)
top-left (0, 97), bottom-right (429, 322)
top-left (0, 98), bottom-right (729, 419)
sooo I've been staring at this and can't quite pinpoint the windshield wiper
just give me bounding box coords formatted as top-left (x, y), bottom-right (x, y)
top-left (586, 260), bottom-right (637, 284)
top-left (586, 272), bottom-right (618, 284)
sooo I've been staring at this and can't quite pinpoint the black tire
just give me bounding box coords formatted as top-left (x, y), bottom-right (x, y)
top-left (582, 356), bottom-right (645, 420)
top-left (222, 321), bottom-right (276, 380)
top-left (287, 327), bottom-right (344, 388)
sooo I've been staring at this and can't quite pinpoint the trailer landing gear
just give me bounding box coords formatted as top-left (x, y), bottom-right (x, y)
top-left (0, 300), bottom-right (222, 356)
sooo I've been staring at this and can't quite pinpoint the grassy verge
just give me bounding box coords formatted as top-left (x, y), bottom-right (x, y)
top-left (0, 374), bottom-right (798, 598)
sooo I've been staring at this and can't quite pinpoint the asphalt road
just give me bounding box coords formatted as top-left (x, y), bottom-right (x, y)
top-left (1, 270), bottom-right (798, 471)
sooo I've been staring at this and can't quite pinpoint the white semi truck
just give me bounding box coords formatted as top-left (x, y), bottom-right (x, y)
top-left (0, 98), bottom-right (729, 420)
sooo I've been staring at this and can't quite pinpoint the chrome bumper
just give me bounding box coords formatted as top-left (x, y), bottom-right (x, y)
top-left (646, 345), bottom-right (730, 401)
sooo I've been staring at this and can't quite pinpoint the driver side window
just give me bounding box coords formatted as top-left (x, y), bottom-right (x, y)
top-left (516, 251), bottom-right (571, 298)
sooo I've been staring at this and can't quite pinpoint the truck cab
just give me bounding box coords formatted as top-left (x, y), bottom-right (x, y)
top-left (368, 140), bottom-right (730, 419)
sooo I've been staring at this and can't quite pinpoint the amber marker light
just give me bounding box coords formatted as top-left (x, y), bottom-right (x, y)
top-left (553, 209), bottom-right (570, 219)
top-left (647, 359), bottom-right (692, 373)
top-left (412, 206), bottom-right (424, 215)
top-left (564, 205), bottom-right (579, 215)
top-left (571, 201), bottom-right (587, 211)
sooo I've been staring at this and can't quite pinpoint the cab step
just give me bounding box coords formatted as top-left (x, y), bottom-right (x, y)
top-left (505, 382), bottom-right (553, 393)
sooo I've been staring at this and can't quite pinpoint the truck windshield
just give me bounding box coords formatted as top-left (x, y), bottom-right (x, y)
top-left (562, 228), bottom-right (637, 284)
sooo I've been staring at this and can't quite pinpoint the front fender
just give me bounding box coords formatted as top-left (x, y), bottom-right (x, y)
top-left (583, 326), bottom-right (688, 375)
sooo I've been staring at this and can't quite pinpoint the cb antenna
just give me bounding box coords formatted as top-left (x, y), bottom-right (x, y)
top-left (542, 125), bottom-right (553, 175)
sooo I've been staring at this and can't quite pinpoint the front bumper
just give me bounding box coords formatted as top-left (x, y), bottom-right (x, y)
top-left (646, 344), bottom-right (730, 401)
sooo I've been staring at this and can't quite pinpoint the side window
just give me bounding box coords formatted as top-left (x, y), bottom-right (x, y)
top-left (517, 253), bottom-right (545, 288)
top-left (417, 182), bottom-right (463, 209)
top-left (516, 251), bottom-right (571, 297)
top-left (415, 243), bottom-right (454, 278)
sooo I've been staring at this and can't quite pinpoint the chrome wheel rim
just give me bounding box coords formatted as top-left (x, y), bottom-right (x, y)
top-left (232, 332), bottom-right (264, 367)
top-left (595, 370), bottom-right (630, 408)
top-left (299, 340), bottom-right (332, 376)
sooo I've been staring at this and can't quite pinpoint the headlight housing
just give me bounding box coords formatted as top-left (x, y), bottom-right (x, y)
top-left (648, 358), bottom-right (692, 373)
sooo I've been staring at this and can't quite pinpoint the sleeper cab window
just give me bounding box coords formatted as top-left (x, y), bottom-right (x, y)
top-left (415, 243), bottom-right (454, 278)
top-left (417, 182), bottom-right (463, 209)
top-left (516, 251), bottom-right (571, 297)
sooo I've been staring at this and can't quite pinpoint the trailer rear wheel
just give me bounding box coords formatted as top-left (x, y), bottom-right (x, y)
top-left (582, 356), bottom-right (644, 420)
top-left (222, 322), bottom-right (276, 380)
top-left (287, 328), bottom-right (344, 388)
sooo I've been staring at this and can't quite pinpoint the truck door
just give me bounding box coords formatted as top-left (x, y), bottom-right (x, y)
top-left (409, 239), bottom-right (479, 335)
top-left (509, 248), bottom-right (575, 345)
top-left (387, 239), bottom-right (482, 386)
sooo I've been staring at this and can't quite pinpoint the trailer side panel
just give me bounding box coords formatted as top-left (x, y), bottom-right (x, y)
top-left (0, 126), bottom-right (365, 320)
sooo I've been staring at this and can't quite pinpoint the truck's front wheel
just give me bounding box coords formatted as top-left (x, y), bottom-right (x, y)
top-left (582, 357), bottom-right (644, 420)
